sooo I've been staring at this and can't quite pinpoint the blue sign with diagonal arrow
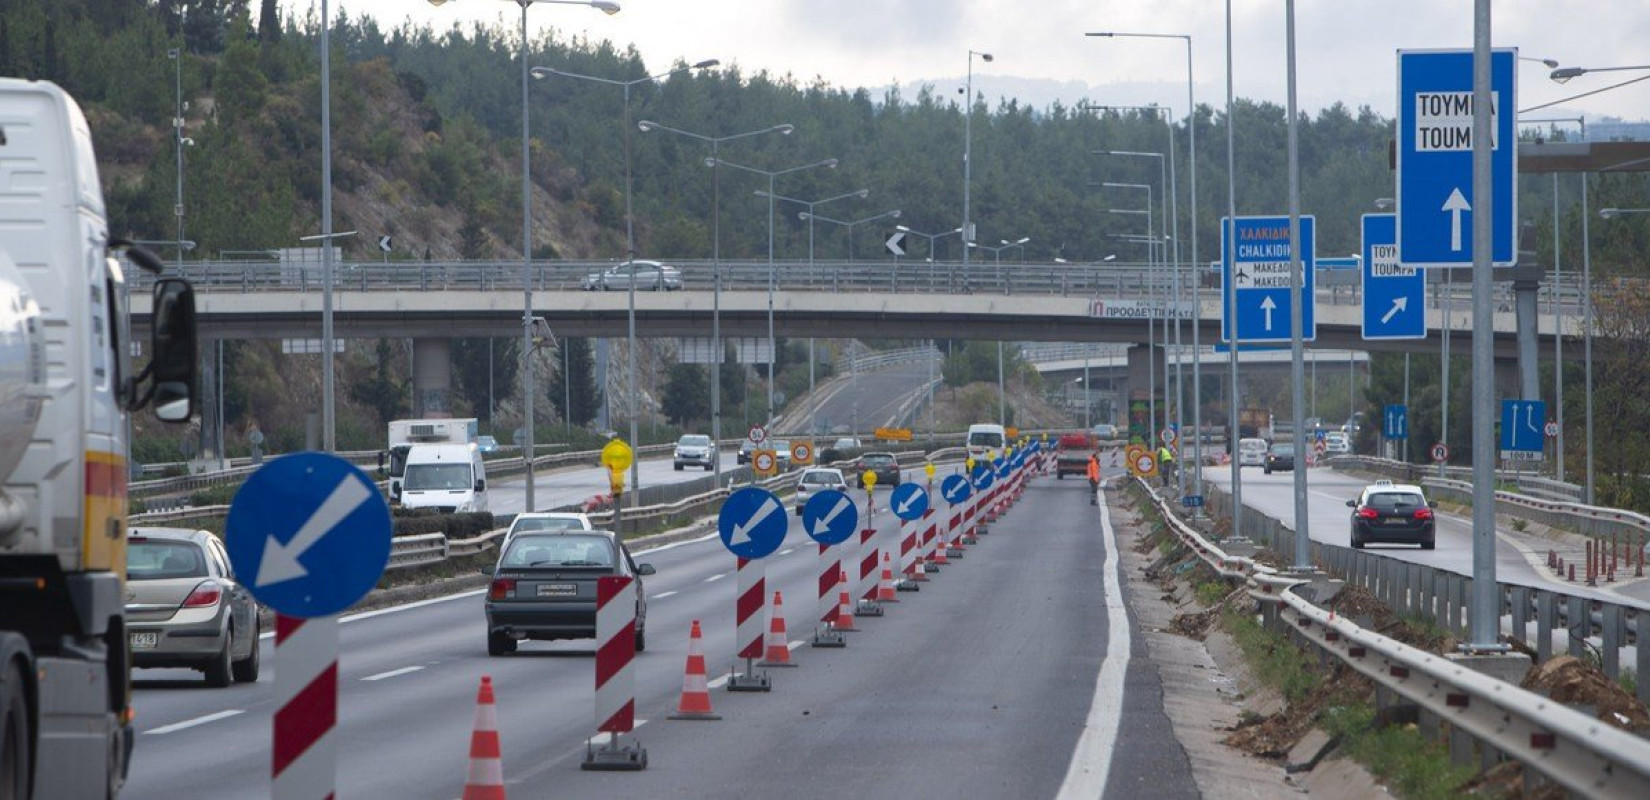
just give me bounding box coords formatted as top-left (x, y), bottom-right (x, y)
top-left (802, 490), bottom-right (858, 546)
top-left (1362, 214), bottom-right (1427, 340)
top-left (941, 474), bottom-right (971, 504)
top-left (1221, 215), bottom-right (1317, 344)
top-left (718, 487), bottom-right (788, 559)
top-left (971, 466), bottom-right (994, 491)
top-left (890, 483), bottom-right (929, 521)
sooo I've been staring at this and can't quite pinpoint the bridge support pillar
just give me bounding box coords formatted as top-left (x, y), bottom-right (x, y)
top-left (412, 338), bottom-right (453, 417)
top-left (1514, 277), bottom-right (1541, 402)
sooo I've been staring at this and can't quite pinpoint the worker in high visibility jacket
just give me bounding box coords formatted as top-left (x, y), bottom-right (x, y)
top-left (1087, 451), bottom-right (1100, 500)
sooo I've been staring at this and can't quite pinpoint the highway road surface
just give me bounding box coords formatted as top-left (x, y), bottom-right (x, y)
top-left (486, 447), bottom-right (737, 516)
top-left (797, 361), bottom-right (937, 436)
top-left (123, 459), bottom-right (1195, 799)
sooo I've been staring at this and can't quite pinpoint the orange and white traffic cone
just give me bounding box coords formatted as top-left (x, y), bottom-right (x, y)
top-left (835, 568), bottom-right (857, 631)
top-left (759, 591), bottom-right (796, 667)
top-left (667, 620), bottom-right (722, 720)
top-left (462, 676), bottom-right (506, 800)
top-left (878, 552), bottom-right (899, 602)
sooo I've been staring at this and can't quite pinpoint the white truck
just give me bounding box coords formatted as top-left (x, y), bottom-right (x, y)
top-left (0, 79), bottom-right (199, 799)
top-left (385, 417), bottom-right (478, 502)
top-left (398, 441), bottom-right (489, 514)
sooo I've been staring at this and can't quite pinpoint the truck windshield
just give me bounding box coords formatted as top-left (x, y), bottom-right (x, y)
top-left (968, 432), bottom-right (1003, 448)
top-left (404, 463), bottom-right (473, 491)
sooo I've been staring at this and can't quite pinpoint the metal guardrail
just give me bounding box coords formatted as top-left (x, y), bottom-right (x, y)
top-left (1134, 477), bottom-right (1650, 794)
top-left (1422, 477), bottom-right (1650, 542)
top-left (835, 345), bottom-right (941, 375)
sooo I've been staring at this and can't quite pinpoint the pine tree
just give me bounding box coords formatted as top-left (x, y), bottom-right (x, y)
top-left (257, 0), bottom-right (280, 44)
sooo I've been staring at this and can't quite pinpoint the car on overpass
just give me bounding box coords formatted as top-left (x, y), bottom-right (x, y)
top-left (481, 529), bottom-right (655, 655)
top-left (581, 259), bottom-right (683, 291)
top-left (1347, 480), bottom-right (1437, 550)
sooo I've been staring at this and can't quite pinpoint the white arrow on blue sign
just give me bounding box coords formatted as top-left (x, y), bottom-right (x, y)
top-left (1385, 404), bottom-right (1409, 440)
top-left (1396, 49), bottom-right (1518, 268)
top-left (1221, 215), bottom-right (1317, 344)
top-left (890, 483), bottom-right (929, 521)
top-left (1499, 399), bottom-right (1546, 461)
top-left (941, 474), bottom-right (972, 504)
top-left (1361, 214), bottom-right (1427, 340)
top-left (971, 466), bottom-right (994, 490)
top-left (802, 490), bottom-right (859, 546)
top-left (225, 453), bottom-right (392, 618)
top-left (718, 487), bottom-right (789, 559)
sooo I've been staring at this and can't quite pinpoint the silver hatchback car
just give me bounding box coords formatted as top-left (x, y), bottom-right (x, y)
top-left (126, 528), bottom-right (261, 686)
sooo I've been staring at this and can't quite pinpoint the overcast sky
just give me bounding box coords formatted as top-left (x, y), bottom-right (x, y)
top-left (332, 1), bottom-right (1649, 127)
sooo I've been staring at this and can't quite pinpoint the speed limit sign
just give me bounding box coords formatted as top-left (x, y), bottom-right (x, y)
top-left (753, 449), bottom-right (777, 476)
top-left (1543, 421), bottom-right (1559, 438)
top-left (1430, 442), bottom-right (1450, 463)
top-left (791, 441), bottom-right (814, 465)
top-left (748, 424), bottom-right (768, 444)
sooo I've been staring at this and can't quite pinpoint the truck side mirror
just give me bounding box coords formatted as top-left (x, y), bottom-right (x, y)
top-left (148, 279), bottom-right (198, 422)
top-left (474, 479), bottom-right (486, 492)
top-left (390, 483), bottom-right (402, 500)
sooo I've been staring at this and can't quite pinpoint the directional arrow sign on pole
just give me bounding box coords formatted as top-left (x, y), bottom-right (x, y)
top-left (940, 474), bottom-right (971, 504)
top-left (890, 483), bottom-right (929, 521)
top-left (1499, 399), bottom-right (1546, 462)
top-left (718, 487), bottom-right (788, 559)
top-left (885, 231), bottom-right (906, 257)
top-left (1385, 404), bottom-right (1409, 440)
top-left (378, 235), bottom-right (393, 253)
top-left (1361, 214), bottom-right (1427, 340)
top-left (1221, 215), bottom-right (1317, 344)
top-left (1396, 48), bottom-right (1517, 268)
top-left (225, 453), bottom-right (392, 618)
top-left (802, 490), bottom-right (859, 546)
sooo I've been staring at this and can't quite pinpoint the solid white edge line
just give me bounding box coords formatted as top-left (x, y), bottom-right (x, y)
top-left (145, 709), bottom-right (245, 735)
top-left (1056, 486), bottom-right (1129, 799)
top-left (361, 665), bottom-right (425, 682)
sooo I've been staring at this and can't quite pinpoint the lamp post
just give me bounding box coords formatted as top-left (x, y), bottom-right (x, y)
top-left (428, 0), bottom-right (620, 511)
top-left (1520, 116), bottom-right (1583, 482)
top-left (711, 156), bottom-right (838, 422)
top-left (1105, 181), bottom-right (1160, 439)
top-left (531, 57), bottom-right (717, 501)
top-left (798, 209), bottom-right (903, 261)
top-left (760, 187), bottom-right (868, 413)
top-left (968, 236), bottom-right (1030, 429)
top-left (895, 224), bottom-right (964, 261)
top-left (639, 119), bottom-right (795, 482)
top-left (1000, 237), bottom-right (1030, 260)
top-left (1550, 63), bottom-right (1650, 83)
top-left (962, 49), bottom-right (993, 291)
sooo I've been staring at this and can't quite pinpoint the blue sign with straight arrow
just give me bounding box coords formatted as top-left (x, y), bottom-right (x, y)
top-left (1385, 404), bottom-right (1409, 440)
top-left (1221, 215), bottom-right (1317, 344)
top-left (717, 487), bottom-right (789, 559)
top-left (941, 474), bottom-right (971, 504)
top-left (1362, 214), bottom-right (1427, 340)
top-left (802, 490), bottom-right (859, 546)
top-left (890, 483), bottom-right (929, 521)
top-left (1499, 399), bottom-right (1545, 462)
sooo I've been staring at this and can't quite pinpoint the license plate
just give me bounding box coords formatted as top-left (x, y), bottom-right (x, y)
top-left (537, 584), bottom-right (577, 597)
top-left (1384, 517), bottom-right (1408, 525)
top-left (130, 632), bottom-right (158, 649)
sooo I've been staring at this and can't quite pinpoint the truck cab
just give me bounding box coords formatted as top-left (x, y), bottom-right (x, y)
top-left (966, 423), bottom-right (1006, 462)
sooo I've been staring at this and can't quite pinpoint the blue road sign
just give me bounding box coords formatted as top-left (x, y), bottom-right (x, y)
top-left (890, 483), bottom-right (929, 521)
top-left (996, 460), bottom-right (1012, 479)
top-left (717, 487), bottom-right (788, 559)
top-left (1182, 495), bottom-right (1205, 508)
top-left (802, 490), bottom-right (859, 546)
top-left (1385, 404), bottom-right (1410, 440)
top-left (1397, 49), bottom-right (1518, 268)
top-left (1221, 215), bottom-right (1317, 344)
top-left (1315, 429), bottom-right (1327, 443)
top-left (225, 453), bottom-right (392, 618)
top-left (1499, 399), bottom-right (1546, 461)
top-left (1317, 257), bottom-right (1359, 271)
top-left (941, 474), bottom-right (972, 504)
top-left (1361, 214), bottom-right (1427, 340)
top-left (971, 466), bottom-right (994, 490)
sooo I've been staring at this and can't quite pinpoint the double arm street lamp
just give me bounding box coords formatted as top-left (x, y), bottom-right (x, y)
top-left (1104, 181), bottom-right (1163, 441)
top-left (638, 120), bottom-right (795, 483)
top-left (798, 209), bottom-right (903, 262)
top-left (759, 187), bottom-right (868, 413)
top-left (966, 235), bottom-right (1030, 428)
top-left (711, 156), bottom-right (839, 421)
top-left (895, 224), bottom-right (964, 262)
top-left (531, 58), bottom-right (718, 504)
top-left (428, 0), bottom-right (620, 512)
top-left (962, 49), bottom-right (993, 291)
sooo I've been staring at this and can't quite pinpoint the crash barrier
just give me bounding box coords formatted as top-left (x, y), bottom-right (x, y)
top-left (1134, 478), bottom-right (1650, 795)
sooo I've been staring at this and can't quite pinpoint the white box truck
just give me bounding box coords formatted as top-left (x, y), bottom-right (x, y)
top-left (385, 418), bottom-right (477, 503)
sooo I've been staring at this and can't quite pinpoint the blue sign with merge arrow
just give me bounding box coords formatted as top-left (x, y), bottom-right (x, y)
top-left (1499, 399), bottom-right (1545, 461)
top-left (941, 474), bottom-right (971, 504)
top-left (802, 490), bottom-right (858, 546)
top-left (1397, 49), bottom-right (1517, 268)
top-left (717, 487), bottom-right (788, 559)
top-left (890, 483), bottom-right (929, 521)
top-left (1221, 215), bottom-right (1317, 344)
top-left (225, 452), bottom-right (392, 618)
top-left (1361, 214), bottom-right (1427, 340)
top-left (1385, 404), bottom-right (1409, 440)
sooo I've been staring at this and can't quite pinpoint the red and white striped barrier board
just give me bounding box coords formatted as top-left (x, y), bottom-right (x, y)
top-left (728, 558), bottom-right (772, 690)
top-left (273, 614), bottom-right (337, 800)
top-left (898, 517), bottom-right (918, 577)
top-left (814, 545), bottom-right (845, 646)
top-left (585, 576), bottom-right (646, 770)
top-left (858, 528), bottom-right (880, 604)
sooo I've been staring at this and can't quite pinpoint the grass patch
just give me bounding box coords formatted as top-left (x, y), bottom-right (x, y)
top-left (1321, 701), bottom-right (1477, 800)
top-left (1194, 579), bottom-right (1230, 607)
top-left (1221, 608), bottom-right (1319, 703)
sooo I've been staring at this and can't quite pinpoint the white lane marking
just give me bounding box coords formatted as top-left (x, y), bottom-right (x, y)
top-left (787, 640), bottom-right (805, 651)
top-left (780, 547), bottom-right (795, 556)
top-left (361, 665), bottom-right (425, 682)
top-left (146, 709), bottom-right (245, 735)
top-left (583, 718), bottom-right (649, 747)
top-left (703, 573), bottom-right (726, 583)
top-left (1056, 487), bottom-right (1129, 799)
top-left (706, 672), bottom-right (732, 689)
top-left (262, 588), bottom-right (491, 639)
top-left (651, 591), bottom-right (679, 600)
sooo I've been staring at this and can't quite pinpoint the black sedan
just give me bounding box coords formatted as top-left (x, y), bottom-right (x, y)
top-left (855, 452), bottom-right (902, 487)
top-left (1263, 443), bottom-right (1295, 474)
top-left (482, 530), bottom-right (654, 655)
top-left (1348, 482), bottom-right (1437, 550)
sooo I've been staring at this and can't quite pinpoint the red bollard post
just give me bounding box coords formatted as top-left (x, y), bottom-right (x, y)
top-left (1587, 541), bottom-right (1597, 587)
top-left (1638, 533), bottom-right (1646, 579)
top-left (1568, 563), bottom-right (1576, 582)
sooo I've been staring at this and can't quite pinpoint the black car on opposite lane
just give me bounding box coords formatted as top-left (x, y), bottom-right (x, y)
top-left (482, 530), bottom-right (654, 655)
top-left (854, 451), bottom-right (902, 487)
top-left (1263, 443), bottom-right (1295, 474)
top-left (1348, 481), bottom-right (1437, 550)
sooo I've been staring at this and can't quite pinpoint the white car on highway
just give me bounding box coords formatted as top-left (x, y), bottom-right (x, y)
top-left (1237, 437), bottom-right (1268, 468)
top-left (794, 468), bottom-right (848, 515)
top-left (502, 512), bottom-right (593, 547)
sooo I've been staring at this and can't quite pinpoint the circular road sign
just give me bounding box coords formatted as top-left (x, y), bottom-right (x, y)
top-left (1132, 451), bottom-right (1159, 478)
top-left (792, 441), bottom-right (814, 464)
top-left (753, 450), bottom-right (777, 474)
top-left (1160, 427), bottom-right (1178, 445)
top-left (1430, 442), bottom-right (1450, 463)
top-left (802, 490), bottom-right (858, 546)
top-left (1544, 421), bottom-right (1560, 438)
top-left (940, 474), bottom-right (971, 504)
top-left (225, 453), bottom-right (392, 618)
top-left (748, 424), bottom-right (768, 444)
top-left (717, 487), bottom-right (788, 559)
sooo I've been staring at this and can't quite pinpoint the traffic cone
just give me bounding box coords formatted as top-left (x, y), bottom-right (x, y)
top-left (667, 620), bottom-right (721, 720)
top-left (878, 552), bottom-right (899, 601)
top-left (835, 568), bottom-right (857, 631)
top-left (759, 592), bottom-right (796, 667)
top-left (910, 546), bottom-right (930, 582)
top-left (932, 534), bottom-right (950, 566)
top-left (462, 676), bottom-right (506, 800)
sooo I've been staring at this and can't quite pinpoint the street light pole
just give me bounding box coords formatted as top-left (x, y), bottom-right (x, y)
top-left (1105, 182), bottom-right (1156, 439)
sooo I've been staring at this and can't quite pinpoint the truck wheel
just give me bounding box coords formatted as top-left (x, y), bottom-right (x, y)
top-left (2, 659), bottom-right (29, 800)
top-left (232, 634), bottom-right (261, 684)
top-left (204, 633), bottom-right (233, 688)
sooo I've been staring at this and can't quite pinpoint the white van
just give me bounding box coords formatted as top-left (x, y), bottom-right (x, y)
top-left (967, 423), bottom-right (1006, 461)
top-left (399, 441), bottom-right (489, 513)
top-left (1237, 438), bottom-right (1269, 469)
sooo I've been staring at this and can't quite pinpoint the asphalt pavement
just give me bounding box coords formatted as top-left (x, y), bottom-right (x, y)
top-left (123, 460), bottom-right (1194, 800)
top-left (486, 448), bottom-right (737, 516)
top-left (802, 361), bottom-right (936, 435)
